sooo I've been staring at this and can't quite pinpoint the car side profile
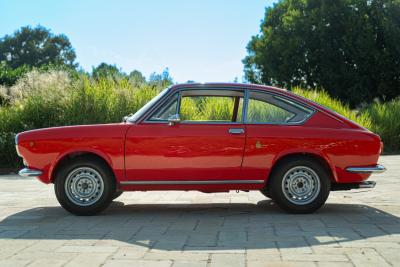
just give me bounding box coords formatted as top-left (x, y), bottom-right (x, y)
top-left (16, 83), bottom-right (386, 215)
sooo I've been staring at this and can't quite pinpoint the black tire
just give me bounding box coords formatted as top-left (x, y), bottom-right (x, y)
top-left (269, 158), bottom-right (331, 214)
top-left (112, 191), bottom-right (123, 200)
top-left (54, 157), bottom-right (116, 216)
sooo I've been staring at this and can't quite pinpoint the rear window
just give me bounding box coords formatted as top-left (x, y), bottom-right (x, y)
top-left (247, 91), bottom-right (314, 124)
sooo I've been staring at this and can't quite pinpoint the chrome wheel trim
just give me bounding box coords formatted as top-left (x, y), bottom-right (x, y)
top-left (281, 166), bottom-right (321, 205)
top-left (64, 167), bottom-right (104, 207)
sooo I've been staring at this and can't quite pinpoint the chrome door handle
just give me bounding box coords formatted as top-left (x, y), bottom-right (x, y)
top-left (228, 128), bottom-right (245, 134)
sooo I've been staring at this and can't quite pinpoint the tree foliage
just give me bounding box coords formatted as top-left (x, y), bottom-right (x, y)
top-left (92, 63), bottom-right (126, 81)
top-left (0, 62), bottom-right (30, 87)
top-left (149, 68), bottom-right (173, 87)
top-left (243, 0), bottom-right (400, 106)
top-left (0, 25), bottom-right (77, 69)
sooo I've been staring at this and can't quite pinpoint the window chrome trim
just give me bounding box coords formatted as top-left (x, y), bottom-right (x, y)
top-left (120, 179), bottom-right (264, 185)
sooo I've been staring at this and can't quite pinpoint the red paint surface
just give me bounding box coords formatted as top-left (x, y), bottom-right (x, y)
top-left (16, 83), bottom-right (383, 191)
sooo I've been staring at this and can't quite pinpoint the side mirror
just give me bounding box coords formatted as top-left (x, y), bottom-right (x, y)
top-left (123, 113), bottom-right (133, 122)
top-left (168, 114), bottom-right (181, 126)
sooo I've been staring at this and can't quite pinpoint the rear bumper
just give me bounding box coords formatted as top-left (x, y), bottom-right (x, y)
top-left (331, 180), bottom-right (376, 191)
top-left (18, 168), bottom-right (43, 177)
top-left (346, 164), bottom-right (386, 173)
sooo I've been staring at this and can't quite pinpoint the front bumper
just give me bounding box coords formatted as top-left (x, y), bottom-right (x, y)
top-left (346, 164), bottom-right (386, 173)
top-left (18, 168), bottom-right (43, 177)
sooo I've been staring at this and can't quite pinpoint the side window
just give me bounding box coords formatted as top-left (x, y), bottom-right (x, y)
top-left (247, 91), bottom-right (313, 124)
top-left (180, 95), bottom-right (243, 122)
top-left (148, 93), bottom-right (178, 121)
top-left (179, 90), bottom-right (244, 123)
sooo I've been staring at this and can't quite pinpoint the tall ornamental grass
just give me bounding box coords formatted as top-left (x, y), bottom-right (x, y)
top-left (292, 87), bottom-right (372, 129)
top-left (0, 70), bottom-right (399, 168)
top-left (365, 100), bottom-right (400, 152)
top-left (0, 70), bottom-right (160, 168)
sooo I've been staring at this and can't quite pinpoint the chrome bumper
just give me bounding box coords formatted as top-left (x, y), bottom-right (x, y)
top-left (18, 168), bottom-right (43, 177)
top-left (358, 180), bottom-right (376, 188)
top-left (346, 164), bottom-right (386, 173)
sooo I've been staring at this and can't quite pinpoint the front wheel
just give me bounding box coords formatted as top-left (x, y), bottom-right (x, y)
top-left (54, 158), bottom-right (116, 216)
top-left (269, 158), bottom-right (331, 214)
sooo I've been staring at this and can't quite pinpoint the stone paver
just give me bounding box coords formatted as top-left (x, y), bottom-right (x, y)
top-left (0, 155), bottom-right (399, 266)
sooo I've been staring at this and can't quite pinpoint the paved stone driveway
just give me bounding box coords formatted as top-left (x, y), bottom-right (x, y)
top-left (0, 155), bottom-right (399, 267)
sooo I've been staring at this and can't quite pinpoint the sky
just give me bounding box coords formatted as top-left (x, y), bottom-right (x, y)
top-left (0, 0), bottom-right (277, 83)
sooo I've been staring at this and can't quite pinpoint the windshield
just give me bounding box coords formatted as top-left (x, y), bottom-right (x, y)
top-left (127, 87), bottom-right (170, 122)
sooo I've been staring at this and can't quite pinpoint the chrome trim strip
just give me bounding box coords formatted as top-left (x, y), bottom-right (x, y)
top-left (346, 164), bottom-right (386, 173)
top-left (18, 168), bottom-right (43, 177)
top-left (120, 180), bottom-right (265, 185)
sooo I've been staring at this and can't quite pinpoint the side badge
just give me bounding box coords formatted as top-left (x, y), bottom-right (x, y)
top-left (255, 141), bottom-right (262, 149)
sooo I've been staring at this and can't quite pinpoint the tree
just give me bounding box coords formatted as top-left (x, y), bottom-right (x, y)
top-left (243, 0), bottom-right (400, 106)
top-left (0, 25), bottom-right (77, 69)
top-left (149, 68), bottom-right (173, 87)
top-left (128, 70), bottom-right (146, 85)
top-left (0, 62), bottom-right (30, 87)
top-left (92, 63), bottom-right (126, 80)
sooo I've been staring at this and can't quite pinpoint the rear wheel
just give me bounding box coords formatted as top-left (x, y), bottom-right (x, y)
top-left (269, 158), bottom-right (331, 214)
top-left (54, 157), bottom-right (115, 216)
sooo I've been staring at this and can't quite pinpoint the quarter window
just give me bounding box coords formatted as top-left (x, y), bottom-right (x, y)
top-left (148, 93), bottom-right (178, 121)
top-left (246, 91), bottom-right (313, 124)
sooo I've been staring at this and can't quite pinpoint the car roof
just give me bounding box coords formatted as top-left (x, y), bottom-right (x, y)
top-left (169, 82), bottom-right (287, 94)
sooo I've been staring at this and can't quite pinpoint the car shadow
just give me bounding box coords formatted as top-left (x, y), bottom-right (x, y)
top-left (0, 200), bottom-right (399, 251)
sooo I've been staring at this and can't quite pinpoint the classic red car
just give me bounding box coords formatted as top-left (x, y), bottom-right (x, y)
top-left (16, 83), bottom-right (386, 215)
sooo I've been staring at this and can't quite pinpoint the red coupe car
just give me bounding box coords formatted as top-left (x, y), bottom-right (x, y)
top-left (16, 83), bottom-right (386, 215)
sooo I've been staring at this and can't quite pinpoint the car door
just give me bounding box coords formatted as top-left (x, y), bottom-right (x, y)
top-left (124, 88), bottom-right (247, 184)
top-left (241, 90), bottom-right (315, 180)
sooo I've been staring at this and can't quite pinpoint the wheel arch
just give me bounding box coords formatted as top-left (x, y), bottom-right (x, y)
top-left (266, 151), bottom-right (337, 188)
top-left (49, 149), bottom-right (116, 183)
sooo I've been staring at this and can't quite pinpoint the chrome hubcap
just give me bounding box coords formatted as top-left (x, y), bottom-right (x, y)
top-left (65, 167), bottom-right (104, 206)
top-left (282, 166), bottom-right (321, 205)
